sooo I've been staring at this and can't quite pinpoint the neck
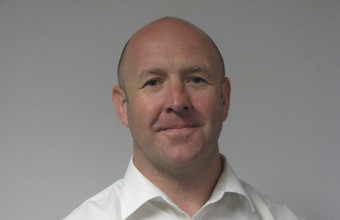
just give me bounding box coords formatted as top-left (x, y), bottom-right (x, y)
top-left (133, 152), bottom-right (223, 217)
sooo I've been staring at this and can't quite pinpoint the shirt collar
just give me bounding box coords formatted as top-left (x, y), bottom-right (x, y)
top-left (120, 155), bottom-right (254, 219)
top-left (120, 157), bottom-right (165, 219)
top-left (209, 155), bottom-right (255, 212)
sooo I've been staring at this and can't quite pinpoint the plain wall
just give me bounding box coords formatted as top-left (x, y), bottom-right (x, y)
top-left (1, 1), bottom-right (339, 219)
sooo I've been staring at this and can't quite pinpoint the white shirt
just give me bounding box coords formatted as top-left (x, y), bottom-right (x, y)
top-left (64, 157), bottom-right (303, 220)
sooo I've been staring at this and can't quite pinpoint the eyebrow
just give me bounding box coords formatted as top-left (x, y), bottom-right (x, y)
top-left (137, 64), bottom-right (212, 84)
top-left (137, 67), bottom-right (167, 84)
top-left (179, 65), bottom-right (211, 76)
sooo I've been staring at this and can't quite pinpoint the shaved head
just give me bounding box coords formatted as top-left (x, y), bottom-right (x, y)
top-left (112, 16), bottom-right (231, 191)
top-left (117, 17), bottom-right (225, 91)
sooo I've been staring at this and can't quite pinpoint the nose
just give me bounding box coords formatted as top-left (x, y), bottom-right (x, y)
top-left (165, 82), bottom-right (192, 114)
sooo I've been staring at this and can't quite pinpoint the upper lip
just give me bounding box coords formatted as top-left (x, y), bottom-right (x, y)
top-left (156, 124), bottom-right (198, 131)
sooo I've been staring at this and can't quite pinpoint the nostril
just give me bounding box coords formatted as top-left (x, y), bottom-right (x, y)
top-left (166, 105), bottom-right (189, 114)
top-left (165, 107), bottom-right (172, 113)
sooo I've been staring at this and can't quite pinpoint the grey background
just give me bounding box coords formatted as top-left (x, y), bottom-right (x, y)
top-left (1, 0), bottom-right (339, 219)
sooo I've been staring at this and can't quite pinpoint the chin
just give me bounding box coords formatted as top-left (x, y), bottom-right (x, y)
top-left (161, 147), bottom-right (206, 168)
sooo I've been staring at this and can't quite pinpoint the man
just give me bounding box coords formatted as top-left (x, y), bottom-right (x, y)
top-left (64, 17), bottom-right (302, 220)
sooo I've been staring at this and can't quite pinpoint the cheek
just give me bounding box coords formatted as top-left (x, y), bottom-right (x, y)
top-left (127, 97), bottom-right (161, 129)
top-left (193, 93), bottom-right (224, 118)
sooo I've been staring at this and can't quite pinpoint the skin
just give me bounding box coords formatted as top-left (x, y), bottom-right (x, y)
top-left (112, 17), bottom-right (231, 217)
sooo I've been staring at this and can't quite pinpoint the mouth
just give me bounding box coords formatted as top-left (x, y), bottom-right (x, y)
top-left (156, 124), bottom-right (200, 138)
top-left (152, 116), bottom-right (202, 137)
top-left (157, 124), bottom-right (199, 131)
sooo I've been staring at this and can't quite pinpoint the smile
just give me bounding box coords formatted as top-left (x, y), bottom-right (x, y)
top-left (158, 125), bottom-right (198, 138)
top-left (157, 123), bottom-right (199, 131)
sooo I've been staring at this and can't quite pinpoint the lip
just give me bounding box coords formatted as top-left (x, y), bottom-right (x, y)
top-left (157, 125), bottom-right (198, 138)
top-left (157, 124), bottom-right (198, 131)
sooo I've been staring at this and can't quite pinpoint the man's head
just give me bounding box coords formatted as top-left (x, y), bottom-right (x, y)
top-left (112, 17), bottom-right (230, 173)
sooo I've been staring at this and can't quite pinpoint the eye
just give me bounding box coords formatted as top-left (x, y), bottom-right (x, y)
top-left (188, 76), bottom-right (207, 84)
top-left (143, 79), bottom-right (162, 88)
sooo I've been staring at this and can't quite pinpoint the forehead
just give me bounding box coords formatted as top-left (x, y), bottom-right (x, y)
top-left (120, 19), bottom-right (222, 80)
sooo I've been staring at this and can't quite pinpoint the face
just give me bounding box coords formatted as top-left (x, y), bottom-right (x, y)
top-left (113, 20), bottom-right (230, 171)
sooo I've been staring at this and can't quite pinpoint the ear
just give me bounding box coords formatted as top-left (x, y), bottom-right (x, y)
top-left (112, 86), bottom-right (129, 127)
top-left (221, 77), bottom-right (231, 121)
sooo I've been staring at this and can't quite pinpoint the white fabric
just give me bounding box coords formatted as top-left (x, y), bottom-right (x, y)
top-left (64, 157), bottom-right (302, 220)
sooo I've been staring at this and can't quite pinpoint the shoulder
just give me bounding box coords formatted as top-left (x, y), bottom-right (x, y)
top-left (242, 181), bottom-right (304, 220)
top-left (63, 179), bottom-right (123, 220)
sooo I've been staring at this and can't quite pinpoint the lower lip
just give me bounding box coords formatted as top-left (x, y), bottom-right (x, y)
top-left (160, 127), bottom-right (196, 137)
